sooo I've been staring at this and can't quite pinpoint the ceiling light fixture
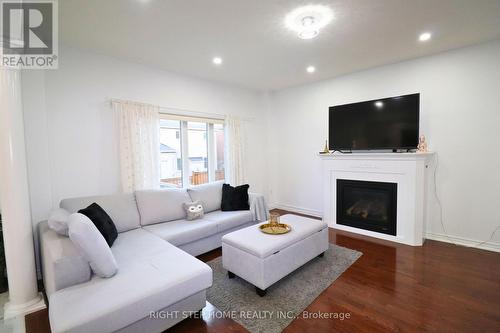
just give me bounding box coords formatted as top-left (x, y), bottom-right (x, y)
top-left (374, 101), bottom-right (384, 108)
top-left (285, 5), bottom-right (333, 40)
top-left (302, 16), bottom-right (315, 27)
top-left (298, 30), bottom-right (319, 39)
top-left (212, 57), bottom-right (223, 65)
top-left (419, 32), bottom-right (432, 42)
top-left (306, 66), bottom-right (316, 73)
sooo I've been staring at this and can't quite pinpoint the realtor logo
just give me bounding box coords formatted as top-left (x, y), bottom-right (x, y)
top-left (1, 0), bottom-right (58, 68)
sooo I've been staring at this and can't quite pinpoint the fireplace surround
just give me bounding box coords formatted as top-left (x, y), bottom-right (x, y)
top-left (320, 152), bottom-right (434, 246)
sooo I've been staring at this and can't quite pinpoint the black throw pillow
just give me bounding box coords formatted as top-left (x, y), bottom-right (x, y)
top-left (78, 203), bottom-right (118, 247)
top-left (221, 183), bottom-right (250, 211)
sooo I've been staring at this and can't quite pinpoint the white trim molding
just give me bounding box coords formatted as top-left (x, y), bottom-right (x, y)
top-left (425, 232), bottom-right (500, 253)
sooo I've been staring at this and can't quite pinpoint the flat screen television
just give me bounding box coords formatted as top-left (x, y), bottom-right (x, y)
top-left (329, 93), bottom-right (419, 151)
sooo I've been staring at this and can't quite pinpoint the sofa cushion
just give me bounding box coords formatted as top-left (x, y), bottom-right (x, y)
top-left (183, 201), bottom-right (204, 221)
top-left (187, 181), bottom-right (223, 213)
top-left (221, 184), bottom-right (250, 211)
top-left (49, 229), bottom-right (212, 333)
top-left (68, 213), bottom-right (118, 278)
top-left (39, 221), bottom-right (91, 297)
top-left (60, 194), bottom-right (140, 233)
top-left (78, 203), bottom-right (118, 247)
top-left (48, 208), bottom-right (70, 236)
top-left (204, 210), bottom-right (254, 233)
top-left (135, 188), bottom-right (192, 225)
top-left (142, 219), bottom-right (218, 246)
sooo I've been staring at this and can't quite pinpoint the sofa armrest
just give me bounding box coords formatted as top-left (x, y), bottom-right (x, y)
top-left (249, 192), bottom-right (269, 222)
top-left (38, 221), bottom-right (91, 297)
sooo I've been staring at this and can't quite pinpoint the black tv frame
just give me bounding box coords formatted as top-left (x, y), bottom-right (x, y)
top-left (328, 93), bottom-right (420, 151)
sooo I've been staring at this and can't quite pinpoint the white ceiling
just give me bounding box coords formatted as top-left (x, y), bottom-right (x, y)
top-left (60, 0), bottom-right (500, 91)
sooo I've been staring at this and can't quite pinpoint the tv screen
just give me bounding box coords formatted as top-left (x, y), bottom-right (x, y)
top-left (329, 93), bottom-right (419, 150)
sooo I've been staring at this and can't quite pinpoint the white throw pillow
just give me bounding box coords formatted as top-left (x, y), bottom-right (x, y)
top-left (48, 208), bottom-right (70, 236)
top-left (183, 201), bottom-right (205, 221)
top-left (68, 213), bottom-right (118, 278)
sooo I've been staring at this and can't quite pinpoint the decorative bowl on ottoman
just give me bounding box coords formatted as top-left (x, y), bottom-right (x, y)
top-left (259, 212), bottom-right (291, 235)
top-left (258, 223), bottom-right (291, 235)
top-left (221, 214), bottom-right (329, 296)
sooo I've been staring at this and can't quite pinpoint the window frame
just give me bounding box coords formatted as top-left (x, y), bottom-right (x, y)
top-left (160, 113), bottom-right (224, 188)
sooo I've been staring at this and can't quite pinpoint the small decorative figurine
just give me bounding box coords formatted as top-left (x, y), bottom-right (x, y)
top-left (417, 135), bottom-right (428, 153)
top-left (321, 140), bottom-right (330, 154)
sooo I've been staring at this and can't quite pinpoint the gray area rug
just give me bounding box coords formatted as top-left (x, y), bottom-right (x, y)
top-left (206, 244), bottom-right (362, 333)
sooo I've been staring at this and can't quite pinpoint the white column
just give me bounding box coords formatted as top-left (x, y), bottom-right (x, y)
top-left (0, 68), bottom-right (46, 319)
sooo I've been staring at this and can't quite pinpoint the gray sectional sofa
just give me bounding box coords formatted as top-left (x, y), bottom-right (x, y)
top-left (38, 181), bottom-right (267, 333)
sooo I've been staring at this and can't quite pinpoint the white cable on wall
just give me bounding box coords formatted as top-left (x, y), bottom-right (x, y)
top-left (432, 153), bottom-right (500, 249)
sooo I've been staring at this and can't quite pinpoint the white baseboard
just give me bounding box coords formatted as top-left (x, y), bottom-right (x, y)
top-left (425, 232), bottom-right (500, 253)
top-left (269, 203), bottom-right (323, 218)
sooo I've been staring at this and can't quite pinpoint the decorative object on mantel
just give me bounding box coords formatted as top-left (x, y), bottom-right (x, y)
top-left (319, 139), bottom-right (330, 154)
top-left (417, 135), bottom-right (428, 153)
top-left (259, 213), bottom-right (291, 235)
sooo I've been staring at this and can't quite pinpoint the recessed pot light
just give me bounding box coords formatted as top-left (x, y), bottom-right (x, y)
top-left (419, 32), bottom-right (432, 42)
top-left (306, 66), bottom-right (316, 73)
top-left (212, 57), bottom-right (223, 65)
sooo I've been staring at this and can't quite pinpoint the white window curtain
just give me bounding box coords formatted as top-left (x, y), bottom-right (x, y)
top-left (112, 100), bottom-right (160, 192)
top-left (225, 115), bottom-right (245, 185)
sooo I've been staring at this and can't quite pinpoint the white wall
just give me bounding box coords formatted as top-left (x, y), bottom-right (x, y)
top-left (267, 39), bottom-right (500, 250)
top-left (23, 40), bottom-right (500, 254)
top-left (23, 46), bottom-right (268, 227)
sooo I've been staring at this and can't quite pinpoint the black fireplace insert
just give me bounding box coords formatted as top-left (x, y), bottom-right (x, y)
top-left (336, 179), bottom-right (397, 236)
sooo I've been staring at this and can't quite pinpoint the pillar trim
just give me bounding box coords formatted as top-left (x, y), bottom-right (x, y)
top-left (3, 292), bottom-right (45, 319)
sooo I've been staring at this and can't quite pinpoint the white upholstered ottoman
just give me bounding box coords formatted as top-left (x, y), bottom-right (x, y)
top-left (222, 214), bottom-right (329, 296)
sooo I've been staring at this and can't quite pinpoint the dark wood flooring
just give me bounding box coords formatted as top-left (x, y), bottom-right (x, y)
top-left (25, 209), bottom-right (500, 333)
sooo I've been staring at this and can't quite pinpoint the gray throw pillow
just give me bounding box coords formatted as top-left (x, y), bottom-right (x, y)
top-left (183, 201), bottom-right (204, 221)
top-left (68, 213), bottom-right (118, 278)
top-left (48, 208), bottom-right (70, 236)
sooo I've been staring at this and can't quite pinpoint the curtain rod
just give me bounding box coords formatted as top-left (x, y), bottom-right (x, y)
top-left (110, 98), bottom-right (255, 122)
top-left (110, 98), bottom-right (226, 120)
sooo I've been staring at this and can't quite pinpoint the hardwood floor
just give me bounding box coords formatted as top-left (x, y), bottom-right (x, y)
top-left (25, 209), bottom-right (500, 333)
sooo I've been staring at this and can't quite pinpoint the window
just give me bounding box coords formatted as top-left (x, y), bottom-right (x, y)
top-left (159, 114), bottom-right (225, 188)
top-left (187, 121), bottom-right (208, 185)
top-left (159, 120), bottom-right (182, 188)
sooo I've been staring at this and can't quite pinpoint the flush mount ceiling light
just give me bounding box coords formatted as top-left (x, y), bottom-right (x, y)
top-left (306, 65), bottom-right (316, 73)
top-left (285, 5), bottom-right (333, 40)
top-left (419, 32), bottom-right (432, 42)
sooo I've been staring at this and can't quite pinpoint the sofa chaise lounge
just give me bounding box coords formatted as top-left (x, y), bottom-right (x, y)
top-left (38, 181), bottom-right (267, 333)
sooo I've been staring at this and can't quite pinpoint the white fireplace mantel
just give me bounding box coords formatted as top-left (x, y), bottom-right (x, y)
top-left (320, 152), bottom-right (434, 245)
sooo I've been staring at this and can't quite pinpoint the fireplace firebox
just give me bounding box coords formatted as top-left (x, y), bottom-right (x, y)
top-left (336, 179), bottom-right (397, 236)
